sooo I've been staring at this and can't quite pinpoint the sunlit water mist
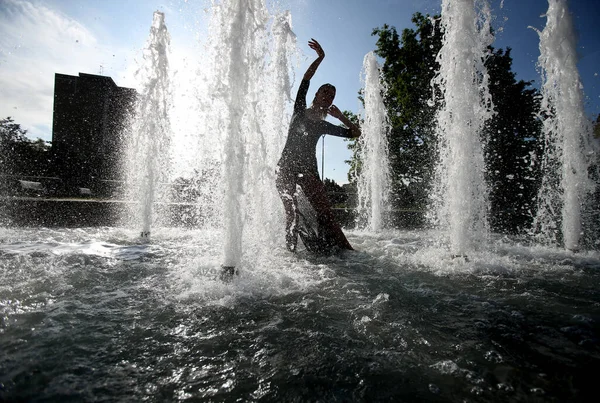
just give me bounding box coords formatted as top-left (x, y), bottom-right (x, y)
top-left (219, 1), bottom-right (259, 268)
top-left (123, 11), bottom-right (172, 237)
top-left (264, 10), bottom-right (297, 239)
top-left (190, 0), bottom-right (295, 268)
top-left (531, 0), bottom-right (597, 251)
top-left (430, 0), bottom-right (494, 256)
top-left (356, 51), bottom-right (391, 231)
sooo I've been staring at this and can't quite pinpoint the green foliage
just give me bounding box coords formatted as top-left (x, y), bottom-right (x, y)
top-left (342, 110), bottom-right (361, 182)
top-left (370, 14), bottom-right (442, 210)
top-left (483, 48), bottom-right (543, 232)
top-left (323, 177), bottom-right (348, 207)
top-left (1, 117), bottom-right (51, 176)
top-left (0, 117), bottom-right (30, 144)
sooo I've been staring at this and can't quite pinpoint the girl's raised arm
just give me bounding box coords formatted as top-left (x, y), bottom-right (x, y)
top-left (303, 38), bottom-right (325, 81)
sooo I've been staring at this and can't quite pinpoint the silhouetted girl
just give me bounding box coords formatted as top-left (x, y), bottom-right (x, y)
top-left (276, 38), bottom-right (361, 252)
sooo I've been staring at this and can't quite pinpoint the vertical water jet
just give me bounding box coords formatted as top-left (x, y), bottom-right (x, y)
top-left (258, 10), bottom-right (297, 249)
top-left (430, 0), bottom-right (494, 256)
top-left (356, 51), bottom-right (391, 231)
top-left (201, 0), bottom-right (289, 271)
top-left (532, 0), bottom-right (595, 251)
top-left (124, 11), bottom-right (172, 238)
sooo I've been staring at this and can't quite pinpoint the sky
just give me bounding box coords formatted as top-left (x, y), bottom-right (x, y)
top-left (0, 0), bottom-right (599, 185)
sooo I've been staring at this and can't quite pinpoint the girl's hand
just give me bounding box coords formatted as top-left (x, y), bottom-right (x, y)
top-left (308, 38), bottom-right (325, 59)
top-left (328, 105), bottom-right (344, 119)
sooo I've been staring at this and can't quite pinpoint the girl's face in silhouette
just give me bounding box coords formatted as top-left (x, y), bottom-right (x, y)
top-left (314, 85), bottom-right (336, 108)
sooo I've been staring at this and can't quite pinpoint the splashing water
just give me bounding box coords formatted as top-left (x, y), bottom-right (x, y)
top-left (1, 227), bottom-right (599, 401)
top-left (123, 11), bottom-right (172, 238)
top-left (260, 10), bottom-right (297, 248)
top-left (219, 1), bottom-right (260, 268)
top-left (194, 0), bottom-right (295, 269)
top-left (531, 0), bottom-right (596, 251)
top-left (430, 0), bottom-right (494, 256)
top-left (356, 51), bottom-right (391, 232)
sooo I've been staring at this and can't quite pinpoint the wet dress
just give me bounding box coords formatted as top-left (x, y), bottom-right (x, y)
top-left (276, 79), bottom-right (353, 251)
top-left (277, 79), bottom-right (352, 188)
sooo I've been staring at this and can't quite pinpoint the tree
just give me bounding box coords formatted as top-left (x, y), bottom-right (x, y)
top-left (343, 110), bottom-right (361, 182)
top-left (344, 11), bottom-right (443, 207)
top-left (0, 116), bottom-right (30, 144)
top-left (483, 48), bottom-right (543, 232)
top-left (0, 117), bottom-right (51, 176)
top-left (365, 14), bottom-right (443, 212)
top-left (323, 177), bottom-right (347, 207)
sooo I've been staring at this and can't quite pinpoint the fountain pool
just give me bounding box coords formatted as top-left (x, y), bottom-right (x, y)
top-left (1, 227), bottom-right (599, 401)
top-left (1, 0), bottom-right (598, 401)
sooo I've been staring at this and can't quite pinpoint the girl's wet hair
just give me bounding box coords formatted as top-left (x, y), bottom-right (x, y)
top-left (318, 83), bottom-right (336, 93)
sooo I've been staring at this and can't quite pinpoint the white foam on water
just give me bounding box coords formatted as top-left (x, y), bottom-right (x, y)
top-left (346, 228), bottom-right (600, 278)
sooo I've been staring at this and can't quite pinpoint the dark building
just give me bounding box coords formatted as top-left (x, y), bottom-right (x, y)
top-left (51, 73), bottom-right (136, 190)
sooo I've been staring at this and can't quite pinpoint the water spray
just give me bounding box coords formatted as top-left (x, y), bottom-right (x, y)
top-left (356, 51), bottom-right (391, 232)
top-left (532, 0), bottom-right (595, 251)
top-left (430, 0), bottom-right (494, 257)
top-left (124, 11), bottom-right (172, 239)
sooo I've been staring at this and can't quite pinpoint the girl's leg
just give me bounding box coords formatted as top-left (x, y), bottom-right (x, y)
top-left (276, 171), bottom-right (298, 252)
top-left (299, 174), bottom-right (353, 250)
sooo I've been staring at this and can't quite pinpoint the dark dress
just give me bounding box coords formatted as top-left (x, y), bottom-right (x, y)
top-left (277, 79), bottom-right (352, 180)
top-left (276, 79), bottom-right (353, 251)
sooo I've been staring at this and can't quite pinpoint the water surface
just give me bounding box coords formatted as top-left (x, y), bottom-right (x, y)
top-left (1, 227), bottom-right (598, 402)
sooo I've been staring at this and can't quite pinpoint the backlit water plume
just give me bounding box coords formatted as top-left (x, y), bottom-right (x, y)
top-left (356, 51), bottom-right (391, 232)
top-left (195, 0), bottom-right (295, 269)
top-left (123, 11), bottom-right (173, 238)
top-left (531, 0), bottom-right (596, 251)
top-left (430, 0), bottom-right (494, 256)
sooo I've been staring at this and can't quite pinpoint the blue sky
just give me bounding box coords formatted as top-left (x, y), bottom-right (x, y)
top-left (0, 0), bottom-right (598, 184)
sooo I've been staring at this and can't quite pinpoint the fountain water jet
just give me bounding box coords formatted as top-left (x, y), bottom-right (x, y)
top-left (198, 0), bottom-right (294, 271)
top-left (430, 0), bottom-right (494, 256)
top-left (531, 0), bottom-right (596, 251)
top-left (220, 2), bottom-right (256, 270)
top-left (123, 11), bottom-right (173, 238)
top-left (356, 51), bottom-right (391, 231)
top-left (259, 10), bottom-right (297, 249)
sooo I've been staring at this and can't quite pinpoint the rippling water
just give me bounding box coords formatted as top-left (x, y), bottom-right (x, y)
top-left (1, 227), bottom-right (598, 402)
